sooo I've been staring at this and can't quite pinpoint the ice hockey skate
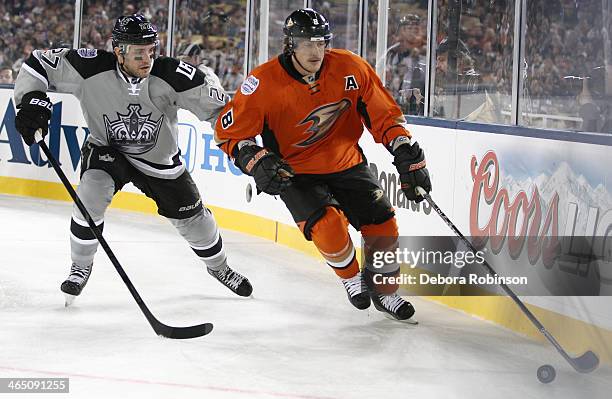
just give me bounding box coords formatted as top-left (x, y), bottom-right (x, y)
top-left (60, 263), bottom-right (93, 307)
top-left (340, 272), bottom-right (371, 310)
top-left (207, 264), bottom-right (253, 297)
top-left (371, 292), bottom-right (418, 324)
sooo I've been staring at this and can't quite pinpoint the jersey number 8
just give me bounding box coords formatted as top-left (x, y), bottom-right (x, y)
top-left (221, 109), bottom-right (234, 129)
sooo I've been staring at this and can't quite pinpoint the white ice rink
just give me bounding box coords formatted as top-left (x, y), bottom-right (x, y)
top-left (1, 194), bottom-right (611, 399)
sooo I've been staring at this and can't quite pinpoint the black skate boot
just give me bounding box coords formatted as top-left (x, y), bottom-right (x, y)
top-left (60, 263), bottom-right (93, 306)
top-left (371, 293), bottom-right (416, 322)
top-left (207, 264), bottom-right (253, 297)
top-left (340, 272), bottom-right (370, 310)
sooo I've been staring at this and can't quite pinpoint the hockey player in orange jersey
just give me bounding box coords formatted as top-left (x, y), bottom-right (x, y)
top-left (215, 8), bottom-right (432, 321)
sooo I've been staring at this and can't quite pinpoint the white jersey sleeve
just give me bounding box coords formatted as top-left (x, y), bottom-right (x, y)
top-left (14, 48), bottom-right (116, 105)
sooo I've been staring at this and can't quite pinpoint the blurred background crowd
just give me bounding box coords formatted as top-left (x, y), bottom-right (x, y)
top-left (0, 0), bottom-right (245, 91)
top-left (0, 0), bottom-right (610, 133)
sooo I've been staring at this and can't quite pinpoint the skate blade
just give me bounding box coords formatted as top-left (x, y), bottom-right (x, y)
top-left (383, 312), bottom-right (419, 325)
top-left (64, 293), bottom-right (76, 307)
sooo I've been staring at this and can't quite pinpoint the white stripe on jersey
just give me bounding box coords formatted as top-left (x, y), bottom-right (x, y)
top-left (22, 63), bottom-right (49, 89)
top-left (126, 155), bottom-right (185, 176)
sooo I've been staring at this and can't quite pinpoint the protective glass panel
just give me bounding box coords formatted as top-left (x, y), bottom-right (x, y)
top-left (521, 0), bottom-right (612, 133)
top-left (385, 1), bottom-right (429, 116)
top-left (311, 0), bottom-right (360, 53)
top-left (365, 0), bottom-right (379, 68)
top-left (175, 0), bottom-right (246, 92)
top-left (248, 0), bottom-right (303, 71)
top-left (431, 0), bottom-right (515, 122)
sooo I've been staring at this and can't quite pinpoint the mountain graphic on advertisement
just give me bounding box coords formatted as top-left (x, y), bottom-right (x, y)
top-left (501, 161), bottom-right (612, 235)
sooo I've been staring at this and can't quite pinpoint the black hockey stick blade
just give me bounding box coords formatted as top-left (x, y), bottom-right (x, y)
top-left (570, 350), bottom-right (599, 373)
top-left (35, 131), bottom-right (214, 339)
top-left (153, 321), bottom-right (214, 339)
top-left (415, 186), bottom-right (600, 374)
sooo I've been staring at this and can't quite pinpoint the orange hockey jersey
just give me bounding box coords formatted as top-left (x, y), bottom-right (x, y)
top-left (215, 49), bottom-right (411, 174)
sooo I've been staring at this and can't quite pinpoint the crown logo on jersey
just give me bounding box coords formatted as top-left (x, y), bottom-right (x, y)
top-left (295, 98), bottom-right (352, 147)
top-left (103, 104), bottom-right (164, 155)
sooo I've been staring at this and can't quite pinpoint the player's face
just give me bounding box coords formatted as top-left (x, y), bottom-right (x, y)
top-left (118, 43), bottom-right (157, 78)
top-left (293, 38), bottom-right (327, 74)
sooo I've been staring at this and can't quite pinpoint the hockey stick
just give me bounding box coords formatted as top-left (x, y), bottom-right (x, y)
top-left (415, 186), bottom-right (599, 373)
top-left (34, 131), bottom-right (213, 339)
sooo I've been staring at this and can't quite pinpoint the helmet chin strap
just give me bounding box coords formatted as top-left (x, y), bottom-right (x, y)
top-left (117, 55), bottom-right (134, 78)
top-left (115, 46), bottom-right (132, 77)
top-left (291, 54), bottom-right (307, 73)
top-left (291, 53), bottom-right (318, 77)
top-left (117, 57), bottom-right (144, 81)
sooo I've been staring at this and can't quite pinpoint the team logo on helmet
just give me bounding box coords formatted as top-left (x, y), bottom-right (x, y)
top-left (295, 98), bottom-right (351, 147)
top-left (103, 104), bottom-right (164, 155)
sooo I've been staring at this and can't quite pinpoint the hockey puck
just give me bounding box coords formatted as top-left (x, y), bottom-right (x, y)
top-left (537, 364), bottom-right (556, 384)
top-left (246, 183), bottom-right (253, 202)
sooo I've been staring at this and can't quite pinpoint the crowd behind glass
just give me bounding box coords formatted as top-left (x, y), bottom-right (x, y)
top-left (0, 0), bottom-right (610, 134)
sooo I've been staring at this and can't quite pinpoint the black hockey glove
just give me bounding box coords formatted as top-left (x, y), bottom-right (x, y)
top-left (236, 143), bottom-right (294, 195)
top-left (15, 91), bottom-right (53, 146)
top-left (391, 137), bottom-right (432, 203)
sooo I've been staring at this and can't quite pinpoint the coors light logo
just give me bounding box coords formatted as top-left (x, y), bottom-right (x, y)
top-left (469, 151), bottom-right (612, 270)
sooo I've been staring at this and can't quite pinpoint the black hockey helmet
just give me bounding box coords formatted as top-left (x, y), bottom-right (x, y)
top-left (112, 14), bottom-right (159, 50)
top-left (283, 9), bottom-right (332, 53)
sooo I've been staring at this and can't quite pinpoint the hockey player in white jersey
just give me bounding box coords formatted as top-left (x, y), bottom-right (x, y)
top-left (13, 14), bottom-right (253, 304)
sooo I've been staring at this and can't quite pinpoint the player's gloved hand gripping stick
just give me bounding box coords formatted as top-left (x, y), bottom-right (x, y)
top-left (236, 140), bottom-right (294, 195)
top-left (390, 136), bottom-right (431, 202)
top-left (33, 130), bottom-right (213, 339)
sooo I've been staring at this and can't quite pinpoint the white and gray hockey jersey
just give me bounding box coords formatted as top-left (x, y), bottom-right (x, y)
top-left (14, 48), bottom-right (228, 179)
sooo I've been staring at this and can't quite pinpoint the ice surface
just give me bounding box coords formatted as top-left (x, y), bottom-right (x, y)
top-left (0, 194), bottom-right (610, 399)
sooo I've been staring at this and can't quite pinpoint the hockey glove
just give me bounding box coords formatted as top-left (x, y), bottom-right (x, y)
top-left (391, 137), bottom-right (432, 203)
top-left (236, 143), bottom-right (294, 195)
top-left (15, 91), bottom-right (53, 146)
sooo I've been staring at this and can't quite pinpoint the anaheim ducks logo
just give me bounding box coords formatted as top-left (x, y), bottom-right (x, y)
top-left (295, 99), bottom-right (352, 147)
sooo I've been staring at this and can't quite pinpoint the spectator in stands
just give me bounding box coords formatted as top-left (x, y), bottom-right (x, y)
top-left (386, 14), bottom-right (427, 116)
top-left (433, 37), bottom-right (486, 119)
top-left (0, 66), bottom-right (14, 84)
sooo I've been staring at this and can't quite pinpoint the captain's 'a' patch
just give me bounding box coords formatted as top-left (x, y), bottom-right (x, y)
top-left (344, 75), bottom-right (359, 91)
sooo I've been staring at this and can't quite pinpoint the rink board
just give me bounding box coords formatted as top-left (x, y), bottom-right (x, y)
top-left (1, 88), bottom-right (611, 363)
